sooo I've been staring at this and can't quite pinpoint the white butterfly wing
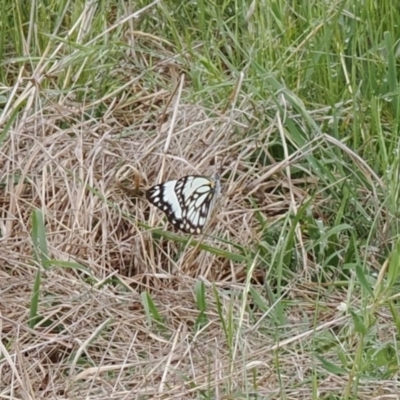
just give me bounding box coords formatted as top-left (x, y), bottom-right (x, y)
top-left (175, 176), bottom-right (219, 234)
top-left (146, 174), bottom-right (220, 234)
top-left (146, 180), bottom-right (185, 230)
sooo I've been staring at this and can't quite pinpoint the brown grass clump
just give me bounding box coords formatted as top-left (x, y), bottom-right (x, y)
top-left (0, 73), bottom-right (386, 399)
top-left (0, 78), bottom-right (280, 397)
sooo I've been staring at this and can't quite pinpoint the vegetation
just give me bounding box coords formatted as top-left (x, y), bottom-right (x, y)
top-left (1, 0), bottom-right (400, 398)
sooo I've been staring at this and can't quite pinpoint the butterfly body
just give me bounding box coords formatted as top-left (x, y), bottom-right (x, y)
top-left (146, 174), bottom-right (220, 234)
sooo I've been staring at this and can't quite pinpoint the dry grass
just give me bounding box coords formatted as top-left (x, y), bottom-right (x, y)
top-left (1, 2), bottom-right (399, 398)
top-left (0, 79), bottom-right (262, 394)
top-left (1, 76), bottom-right (396, 398)
top-left (0, 75), bottom-right (350, 399)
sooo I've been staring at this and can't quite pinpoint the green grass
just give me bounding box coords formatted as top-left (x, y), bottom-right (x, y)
top-left (1, 0), bottom-right (400, 398)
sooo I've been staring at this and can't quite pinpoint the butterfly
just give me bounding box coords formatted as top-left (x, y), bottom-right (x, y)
top-left (146, 174), bottom-right (221, 234)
